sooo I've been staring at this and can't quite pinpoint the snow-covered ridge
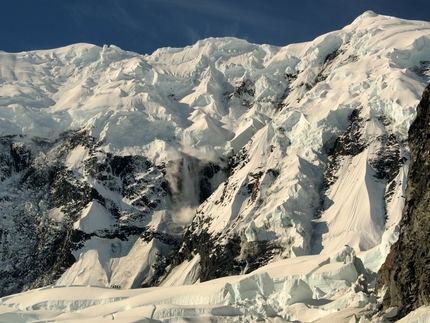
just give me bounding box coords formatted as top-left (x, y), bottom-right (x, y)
top-left (1, 11), bottom-right (430, 322)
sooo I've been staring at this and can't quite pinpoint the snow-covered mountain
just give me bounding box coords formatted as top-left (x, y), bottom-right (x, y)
top-left (1, 10), bottom-right (430, 322)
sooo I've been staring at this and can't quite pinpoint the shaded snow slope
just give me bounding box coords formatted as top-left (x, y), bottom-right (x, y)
top-left (0, 10), bottom-right (430, 322)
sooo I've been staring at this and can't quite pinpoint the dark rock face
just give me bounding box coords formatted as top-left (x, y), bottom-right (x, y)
top-left (0, 127), bottom-right (227, 296)
top-left (172, 226), bottom-right (243, 281)
top-left (377, 83), bottom-right (430, 317)
top-left (0, 132), bottom-right (145, 295)
top-left (319, 108), bottom-right (405, 218)
top-left (167, 144), bottom-right (290, 283)
top-left (171, 222), bottom-right (287, 282)
top-left (322, 108), bottom-right (368, 189)
top-left (226, 79), bottom-right (255, 109)
top-left (0, 134), bottom-right (88, 295)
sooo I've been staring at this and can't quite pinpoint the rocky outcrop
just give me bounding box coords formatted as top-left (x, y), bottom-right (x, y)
top-left (322, 108), bottom-right (368, 189)
top-left (377, 83), bottom-right (430, 318)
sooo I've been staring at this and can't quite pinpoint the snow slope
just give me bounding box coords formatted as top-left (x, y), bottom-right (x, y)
top-left (0, 248), bottom-right (429, 322)
top-left (0, 10), bottom-right (430, 322)
top-left (0, 248), bottom-right (392, 322)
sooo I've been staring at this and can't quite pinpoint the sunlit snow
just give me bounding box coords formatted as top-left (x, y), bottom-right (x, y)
top-left (1, 10), bottom-right (430, 322)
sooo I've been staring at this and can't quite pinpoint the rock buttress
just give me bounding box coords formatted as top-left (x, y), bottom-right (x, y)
top-left (376, 83), bottom-right (430, 317)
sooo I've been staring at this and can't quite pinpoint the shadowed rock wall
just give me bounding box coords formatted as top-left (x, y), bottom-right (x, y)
top-left (377, 83), bottom-right (430, 317)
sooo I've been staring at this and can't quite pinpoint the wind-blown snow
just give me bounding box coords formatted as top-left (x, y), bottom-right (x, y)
top-left (1, 10), bottom-right (430, 322)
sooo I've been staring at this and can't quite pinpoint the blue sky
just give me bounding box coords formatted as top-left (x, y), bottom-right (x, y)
top-left (1, 0), bottom-right (429, 55)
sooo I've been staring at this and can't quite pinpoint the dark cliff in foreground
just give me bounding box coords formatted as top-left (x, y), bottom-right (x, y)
top-left (377, 82), bottom-right (430, 317)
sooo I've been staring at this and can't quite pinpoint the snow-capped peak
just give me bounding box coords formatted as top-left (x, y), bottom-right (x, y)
top-left (0, 11), bottom-right (430, 322)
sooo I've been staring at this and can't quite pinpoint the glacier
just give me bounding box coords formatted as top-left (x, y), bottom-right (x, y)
top-left (0, 10), bottom-right (430, 322)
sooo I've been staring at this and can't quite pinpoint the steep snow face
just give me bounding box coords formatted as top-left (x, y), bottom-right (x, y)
top-left (0, 12), bottom-right (430, 312)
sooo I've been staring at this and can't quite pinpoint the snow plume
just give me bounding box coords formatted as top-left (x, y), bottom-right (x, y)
top-left (179, 129), bottom-right (223, 164)
top-left (165, 153), bottom-right (202, 225)
top-left (169, 129), bottom-right (228, 226)
top-left (180, 143), bottom-right (221, 165)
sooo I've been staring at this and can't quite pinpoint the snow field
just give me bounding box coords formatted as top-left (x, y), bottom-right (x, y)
top-left (0, 246), bottom-right (375, 322)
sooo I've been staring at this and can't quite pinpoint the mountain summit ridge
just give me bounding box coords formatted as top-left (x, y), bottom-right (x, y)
top-left (0, 11), bottom-right (430, 321)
